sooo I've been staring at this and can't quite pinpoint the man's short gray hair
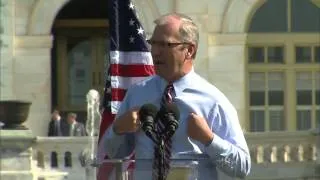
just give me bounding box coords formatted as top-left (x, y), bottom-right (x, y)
top-left (154, 13), bottom-right (199, 58)
top-left (68, 112), bottom-right (77, 119)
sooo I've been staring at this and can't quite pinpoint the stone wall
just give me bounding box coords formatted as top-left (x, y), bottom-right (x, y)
top-left (0, 0), bottom-right (15, 100)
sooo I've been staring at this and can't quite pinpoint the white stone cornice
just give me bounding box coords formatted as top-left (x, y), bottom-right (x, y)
top-left (28, 0), bottom-right (71, 35)
top-left (222, 0), bottom-right (265, 33)
top-left (28, 0), bottom-right (158, 36)
top-left (14, 35), bottom-right (53, 49)
top-left (208, 33), bottom-right (248, 45)
top-left (132, 0), bottom-right (160, 34)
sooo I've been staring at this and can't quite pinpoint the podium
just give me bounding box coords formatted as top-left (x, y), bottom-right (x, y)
top-left (97, 154), bottom-right (209, 180)
top-left (165, 159), bottom-right (198, 180)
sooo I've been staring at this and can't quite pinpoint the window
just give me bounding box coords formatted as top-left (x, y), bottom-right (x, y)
top-left (316, 109), bottom-right (320, 127)
top-left (296, 72), bottom-right (312, 130)
top-left (268, 47), bottom-right (284, 63)
top-left (249, 0), bottom-right (320, 33)
top-left (295, 46), bottom-right (320, 63)
top-left (53, 25), bottom-right (108, 112)
top-left (291, 0), bottom-right (320, 32)
top-left (296, 110), bottom-right (311, 130)
top-left (248, 46), bottom-right (284, 64)
top-left (247, 0), bottom-right (320, 131)
top-left (247, 45), bottom-right (320, 131)
top-left (268, 73), bottom-right (285, 131)
top-left (249, 47), bottom-right (264, 63)
top-left (295, 46), bottom-right (311, 63)
top-left (315, 46), bottom-right (320, 63)
top-left (250, 110), bottom-right (265, 132)
top-left (248, 0), bottom-right (287, 32)
top-left (249, 72), bottom-right (284, 131)
top-left (67, 37), bottom-right (93, 106)
top-left (249, 73), bottom-right (265, 132)
top-left (316, 72), bottom-right (320, 127)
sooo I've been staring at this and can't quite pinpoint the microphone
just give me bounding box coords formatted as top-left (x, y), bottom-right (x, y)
top-left (158, 103), bottom-right (180, 139)
top-left (138, 104), bottom-right (158, 144)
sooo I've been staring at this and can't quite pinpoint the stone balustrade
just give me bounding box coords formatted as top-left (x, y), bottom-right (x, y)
top-left (246, 131), bottom-right (317, 164)
top-left (246, 131), bottom-right (319, 180)
top-left (33, 136), bottom-right (96, 180)
top-left (32, 131), bottom-right (319, 180)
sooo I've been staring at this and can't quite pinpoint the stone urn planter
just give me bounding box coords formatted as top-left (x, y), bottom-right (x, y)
top-left (0, 100), bottom-right (32, 130)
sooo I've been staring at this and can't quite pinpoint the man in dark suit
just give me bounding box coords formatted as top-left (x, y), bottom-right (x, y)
top-left (66, 112), bottom-right (86, 136)
top-left (48, 110), bottom-right (68, 136)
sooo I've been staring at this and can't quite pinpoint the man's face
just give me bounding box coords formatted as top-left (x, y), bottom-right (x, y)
top-left (149, 22), bottom-right (189, 82)
top-left (52, 111), bottom-right (60, 120)
top-left (67, 116), bottom-right (75, 124)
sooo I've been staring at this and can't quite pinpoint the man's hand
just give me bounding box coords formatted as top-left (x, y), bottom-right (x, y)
top-left (113, 107), bottom-right (141, 134)
top-left (187, 113), bottom-right (214, 145)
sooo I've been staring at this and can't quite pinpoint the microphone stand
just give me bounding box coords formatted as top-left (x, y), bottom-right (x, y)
top-left (158, 135), bottom-right (165, 180)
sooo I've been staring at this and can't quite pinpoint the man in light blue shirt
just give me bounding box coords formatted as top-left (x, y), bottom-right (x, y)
top-left (101, 13), bottom-right (251, 179)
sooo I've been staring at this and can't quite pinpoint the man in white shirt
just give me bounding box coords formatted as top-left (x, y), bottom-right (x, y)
top-left (101, 13), bottom-right (251, 179)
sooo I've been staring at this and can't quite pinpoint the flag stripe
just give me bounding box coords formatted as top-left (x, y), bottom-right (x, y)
top-left (110, 64), bottom-right (154, 77)
top-left (111, 76), bottom-right (151, 89)
top-left (110, 51), bottom-right (153, 65)
top-left (110, 100), bottom-right (122, 115)
top-left (111, 88), bottom-right (127, 101)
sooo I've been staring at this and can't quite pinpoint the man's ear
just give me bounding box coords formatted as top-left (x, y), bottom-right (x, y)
top-left (186, 44), bottom-right (195, 58)
top-left (187, 52), bottom-right (192, 58)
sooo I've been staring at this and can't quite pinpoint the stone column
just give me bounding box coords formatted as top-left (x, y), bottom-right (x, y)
top-left (0, 130), bottom-right (36, 180)
top-left (14, 35), bottom-right (52, 136)
top-left (0, 0), bottom-right (15, 100)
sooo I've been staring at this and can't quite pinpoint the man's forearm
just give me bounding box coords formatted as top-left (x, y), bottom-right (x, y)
top-left (205, 134), bottom-right (251, 178)
top-left (101, 124), bottom-right (127, 158)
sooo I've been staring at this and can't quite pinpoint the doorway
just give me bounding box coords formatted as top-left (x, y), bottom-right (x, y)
top-left (51, 0), bottom-right (109, 123)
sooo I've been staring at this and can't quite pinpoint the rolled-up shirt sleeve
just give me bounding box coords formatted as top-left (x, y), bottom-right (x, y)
top-left (97, 88), bottom-right (135, 161)
top-left (204, 103), bottom-right (251, 178)
top-left (103, 124), bottom-right (133, 158)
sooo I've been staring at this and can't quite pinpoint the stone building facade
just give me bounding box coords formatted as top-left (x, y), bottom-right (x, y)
top-left (0, 0), bottom-right (319, 136)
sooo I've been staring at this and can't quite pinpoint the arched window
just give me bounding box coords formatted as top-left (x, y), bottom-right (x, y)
top-left (249, 0), bottom-right (320, 32)
top-left (247, 0), bottom-right (320, 132)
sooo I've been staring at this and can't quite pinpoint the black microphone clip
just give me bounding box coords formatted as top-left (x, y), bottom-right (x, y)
top-left (138, 104), bottom-right (159, 144)
top-left (158, 103), bottom-right (180, 140)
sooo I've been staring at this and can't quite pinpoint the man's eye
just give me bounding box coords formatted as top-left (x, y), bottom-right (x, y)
top-left (167, 43), bottom-right (174, 47)
top-left (160, 42), bottom-right (167, 46)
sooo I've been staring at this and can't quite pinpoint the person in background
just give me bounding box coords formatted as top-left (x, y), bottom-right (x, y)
top-left (67, 112), bottom-right (86, 136)
top-left (0, 121), bottom-right (4, 129)
top-left (48, 110), bottom-right (67, 136)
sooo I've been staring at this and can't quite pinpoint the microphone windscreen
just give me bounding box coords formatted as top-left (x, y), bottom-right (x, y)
top-left (139, 104), bottom-right (158, 121)
top-left (161, 103), bottom-right (180, 120)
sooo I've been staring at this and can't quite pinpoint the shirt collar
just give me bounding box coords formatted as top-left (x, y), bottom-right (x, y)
top-left (158, 68), bottom-right (195, 96)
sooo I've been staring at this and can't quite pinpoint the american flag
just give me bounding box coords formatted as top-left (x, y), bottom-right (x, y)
top-left (97, 0), bottom-right (154, 179)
